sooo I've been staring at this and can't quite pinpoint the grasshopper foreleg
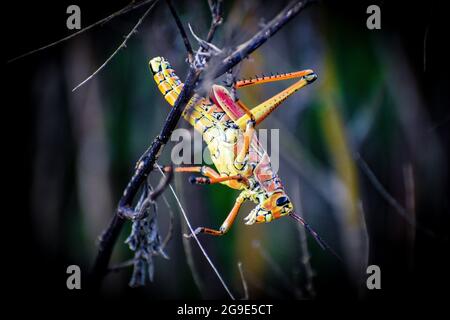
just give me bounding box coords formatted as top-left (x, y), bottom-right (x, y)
top-left (184, 193), bottom-right (247, 237)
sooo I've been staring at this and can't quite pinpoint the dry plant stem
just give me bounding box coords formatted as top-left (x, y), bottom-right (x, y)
top-left (165, 0), bottom-right (194, 63)
top-left (90, 0), bottom-right (312, 291)
top-left (107, 185), bottom-right (174, 275)
top-left (149, 167), bottom-right (173, 201)
top-left (8, 0), bottom-right (156, 63)
top-left (72, 0), bottom-right (159, 91)
top-left (108, 259), bottom-right (136, 273)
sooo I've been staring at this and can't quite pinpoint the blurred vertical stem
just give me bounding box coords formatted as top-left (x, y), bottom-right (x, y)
top-left (318, 50), bottom-right (368, 288)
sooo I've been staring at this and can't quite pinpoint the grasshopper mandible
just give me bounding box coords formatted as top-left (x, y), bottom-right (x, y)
top-left (150, 57), bottom-right (327, 248)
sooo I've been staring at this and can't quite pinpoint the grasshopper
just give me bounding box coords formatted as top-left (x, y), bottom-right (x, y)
top-left (150, 56), bottom-right (328, 248)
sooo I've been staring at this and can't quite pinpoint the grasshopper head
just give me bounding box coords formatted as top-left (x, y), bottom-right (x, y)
top-left (244, 192), bottom-right (294, 224)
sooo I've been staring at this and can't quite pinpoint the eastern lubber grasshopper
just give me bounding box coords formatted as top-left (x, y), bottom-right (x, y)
top-left (150, 56), bottom-right (329, 249)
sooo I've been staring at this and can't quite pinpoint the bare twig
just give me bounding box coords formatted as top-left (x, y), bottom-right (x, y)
top-left (7, 0), bottom-right (155, 63)
top-left (165, 0), bottom-right (194, 63)
top-left (237, 262), bottom-right (249, 300)
top-left (108, 259), bottom-right (136, 273)
top-left (72, 0), bottom-right (158, 91)
top-left (90, 0), bottom-right (313, 292)
top-left (206, 0), bottom-right (224, 42)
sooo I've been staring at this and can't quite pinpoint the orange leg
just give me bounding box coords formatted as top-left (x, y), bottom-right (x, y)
top-left (191, 174), bottom-right (248, 186)
top-left (234, 70), bottom-right (317, 129)
top-left (185, 193), bottom-right (246, 237)
top-left (164, 165), bottom-right (248, 186)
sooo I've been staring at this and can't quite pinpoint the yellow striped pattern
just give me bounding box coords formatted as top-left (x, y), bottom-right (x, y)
top-left (149, 57), bottom-right (184, 106)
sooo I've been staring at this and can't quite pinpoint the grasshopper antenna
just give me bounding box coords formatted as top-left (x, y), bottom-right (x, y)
top-left (290, 212), bottom-right (343, 263)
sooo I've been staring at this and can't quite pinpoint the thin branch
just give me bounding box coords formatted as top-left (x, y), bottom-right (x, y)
top-left (355, 152), bottom-right (441, 239)
top-left (423, 25), bottom-right (429, 72)
top-left (237, 262), bottom-right (249, 300)
top-left (355, 152), bottom-right (413, 224)
top-left (165, 0), bottom-right (194, 63)
top-left (7, 0), bottom-right (155, 63)
top-left (72, 0), bottom-right (158, 91)
top-left (90, 0), bottom-right (313, 292)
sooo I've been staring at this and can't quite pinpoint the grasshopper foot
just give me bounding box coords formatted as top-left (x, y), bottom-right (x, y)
top-left (183, 227), bottom-right (203, 238)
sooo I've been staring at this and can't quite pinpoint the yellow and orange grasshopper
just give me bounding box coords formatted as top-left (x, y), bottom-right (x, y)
top-left (150, 56), bottom-right (328, 249)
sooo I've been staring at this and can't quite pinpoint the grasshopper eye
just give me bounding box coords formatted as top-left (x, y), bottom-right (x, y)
top-left (276, 196), bottom-right (289, 206)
